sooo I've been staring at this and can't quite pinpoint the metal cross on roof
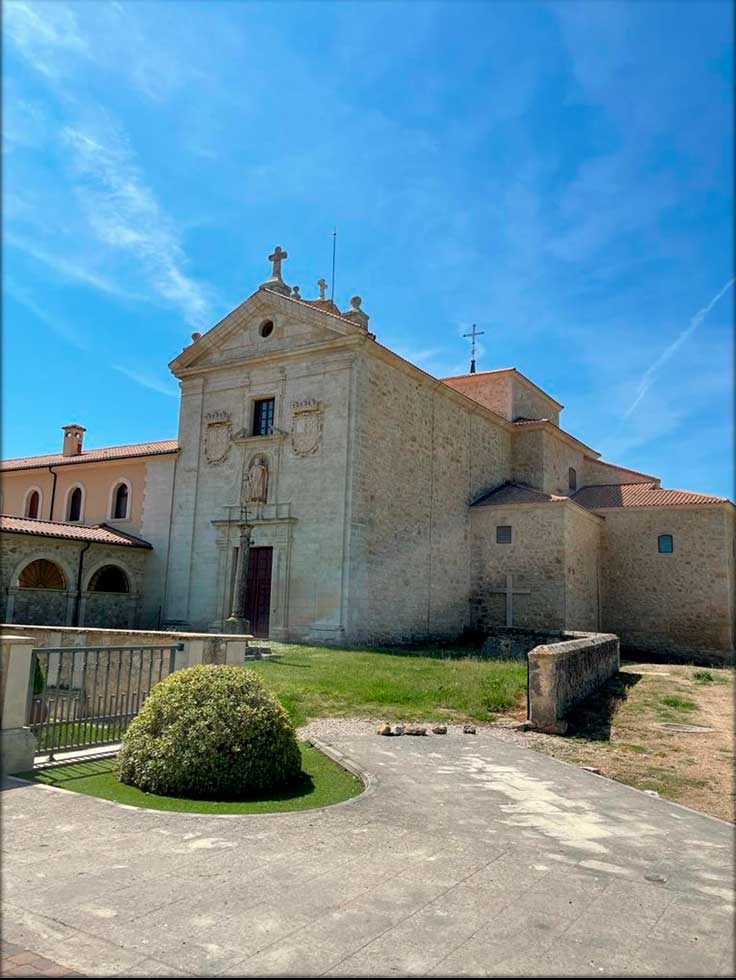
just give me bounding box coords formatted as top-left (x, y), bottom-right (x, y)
top-left (463, 323), bottom-right (485, 374)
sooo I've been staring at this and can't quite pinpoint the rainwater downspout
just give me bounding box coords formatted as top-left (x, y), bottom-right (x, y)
top-left (73, 542), bottom-right (91, 626)
top-left (48, 466), bottom-right (58, 520)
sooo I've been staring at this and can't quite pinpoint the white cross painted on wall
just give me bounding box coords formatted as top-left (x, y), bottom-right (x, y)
top-left (489, 573), bottom-right (531, 627)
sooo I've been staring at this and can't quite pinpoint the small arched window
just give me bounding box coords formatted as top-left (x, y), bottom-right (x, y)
top-left (658, 534), bottom-right (674, 554)
top-left (88, 565), bottom-right (129, 593)
top-left (19, 559), bottom-right (67, 590)
top-left (568, 467), bottom-right (577, 492)
top-left (113, 482), bottom-right (129, 519)
top-left (68, 487), bottom-right (82, 522)
top-left (26, 490), bottom-right (40, 519)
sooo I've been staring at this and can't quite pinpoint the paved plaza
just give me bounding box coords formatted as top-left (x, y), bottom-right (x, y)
top-left (2, 732), bottom-right (733, 977)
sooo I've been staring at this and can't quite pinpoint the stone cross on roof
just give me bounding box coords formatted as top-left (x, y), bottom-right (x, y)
top-left (260, 244), bottom-right (291, 295)
top-left (268, 246), bottom-right (288, 280)
top-left (317, 278), bottom-right (328, 300)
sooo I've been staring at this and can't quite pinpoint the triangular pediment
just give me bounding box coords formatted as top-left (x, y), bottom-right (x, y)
top-left (169, 288), bottom-right (366, 375)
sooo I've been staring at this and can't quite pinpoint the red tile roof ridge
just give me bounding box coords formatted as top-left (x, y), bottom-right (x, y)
top-left (0, 439), bottom-right (179, 472)
top-left (573, 483), bottom-right (731, 509)
top-left (0, 514), bottom-right (153, 547)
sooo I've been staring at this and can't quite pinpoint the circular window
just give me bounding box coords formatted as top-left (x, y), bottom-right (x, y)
top-left (260, 320), bottom-right (274, 338)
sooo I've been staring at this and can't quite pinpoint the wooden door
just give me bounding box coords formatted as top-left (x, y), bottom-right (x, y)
top-left (245, 547), bottom-right (273, 637)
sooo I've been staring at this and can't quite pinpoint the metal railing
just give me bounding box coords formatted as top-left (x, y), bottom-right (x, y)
top-left (28, 643), bottom-right (183, 759)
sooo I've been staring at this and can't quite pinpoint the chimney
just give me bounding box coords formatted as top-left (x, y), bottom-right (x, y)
top-left (62, 424), bottom-right (86, 457)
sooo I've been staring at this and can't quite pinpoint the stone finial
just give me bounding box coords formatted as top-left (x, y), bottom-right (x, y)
top-left (317, 278), bottom-right (328, 300)
top-left (191, 331), bottom-right (202, 342)
top-left (259, 244), bottom-right (291, 296)
top-left (342, 294), bottom-right (369, 329)
top-left (292, 285), bottom-right (301, 300)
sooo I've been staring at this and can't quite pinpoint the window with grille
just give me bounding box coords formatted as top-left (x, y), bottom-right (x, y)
top-left (496, 525), bottom-right (512, 544)
top-left (658, 534), bottom-right (674, 554)
top-left (253, 398), bottom-right (275, 436)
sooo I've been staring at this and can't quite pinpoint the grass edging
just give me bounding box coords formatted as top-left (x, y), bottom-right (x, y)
top-left (12, 740), bottom-right (368, 817)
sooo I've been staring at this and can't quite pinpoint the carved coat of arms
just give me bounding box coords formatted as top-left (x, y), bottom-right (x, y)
top-left (290, 399), bottom-right (322, 456)
top-left (204, 410), bottom-right (232, 465)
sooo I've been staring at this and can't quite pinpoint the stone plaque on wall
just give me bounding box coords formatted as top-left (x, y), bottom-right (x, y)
top-left (204, 410), bottom-right (232, 465)
top-left (290, 399), bottom-right (322, 456)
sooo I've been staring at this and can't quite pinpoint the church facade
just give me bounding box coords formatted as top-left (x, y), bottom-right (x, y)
top-left (2, 248), bottom-right (734, 662)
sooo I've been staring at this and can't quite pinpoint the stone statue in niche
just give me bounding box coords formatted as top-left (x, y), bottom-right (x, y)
top-left (244, 455), bottom-right (269, 504)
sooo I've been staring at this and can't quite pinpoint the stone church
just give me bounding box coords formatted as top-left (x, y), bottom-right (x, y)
top-left (1, 247), bottom-right (734, 662)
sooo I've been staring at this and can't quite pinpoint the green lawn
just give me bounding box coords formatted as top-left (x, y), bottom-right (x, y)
top-left (35, 720), bottom-right (111, 752)
top-left (21, 742), bottom-right (362, 814)
top-left (247, 642), bottom-right (527, 726)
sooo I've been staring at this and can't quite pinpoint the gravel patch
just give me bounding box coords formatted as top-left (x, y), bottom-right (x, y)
top-left (297, 715), bottom-right (548, 749)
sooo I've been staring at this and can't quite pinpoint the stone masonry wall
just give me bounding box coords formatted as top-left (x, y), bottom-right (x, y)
top-left (1, 533), bottom-right (147, 629)
top-left (470, 502), bottom-right (566, 632)
top-left (599, 504), bottom-right (735, 662)
top-left (528, 632), bottom-right (620, 733)
top-left (583, 457), bottom-right (656, 487)
top-left (509, 377), bottom-right (560, 426)
top-left (541, 431), bottom-right (586, 497)
top-left (563, 504), bottom-right (602, 630)
top-left (440, 372), bottom-right (513, 420)
top-left (511, 428), bottom-right (545, 490)
top-left (348, 349), bottom-right (512, 643)
top-left (165, 301), bottom-right (357, 641)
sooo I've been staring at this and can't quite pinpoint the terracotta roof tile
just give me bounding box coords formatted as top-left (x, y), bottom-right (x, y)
top-left (573, 483), bottom-right (730, 509)
top-left (0, 515), bottom-right (153, 547)
top-left (0, 439), bottom-right (178, 472)
top-left (472, 482), bottom-right (567, 507)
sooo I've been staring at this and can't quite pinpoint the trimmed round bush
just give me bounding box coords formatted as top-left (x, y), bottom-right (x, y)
top-left (115, 665), bottom-right (302, 799)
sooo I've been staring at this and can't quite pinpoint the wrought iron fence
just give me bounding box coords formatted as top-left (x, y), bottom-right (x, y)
top-left (28, 643), bottom-right (183, 759)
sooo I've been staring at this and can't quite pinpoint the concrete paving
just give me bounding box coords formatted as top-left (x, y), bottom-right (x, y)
top-left (1, 731), bottom-right (734, 977)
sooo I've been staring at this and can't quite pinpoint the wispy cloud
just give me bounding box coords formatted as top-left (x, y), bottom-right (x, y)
top-left (62, 122), bottom-right (213, 328)
top-left (4, 279), bottom-right (88, 351)
top-left (5, 232), bottom-right (142, 303)
top-left (112, 364), bottom-right (178, 398)
top-left (4, 0), bottom-right (91, 79)
top-left (5, 2), bottom-right (214, 328)
top-left (623, 277), bottom-right (735, 419)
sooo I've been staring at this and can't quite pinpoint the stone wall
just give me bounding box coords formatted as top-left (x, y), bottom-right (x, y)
top-left (563, 503), bottom-right (602, 630)
top-left (441, 372), bottom-right (513, 421)
top-left (510, 428), bottom-right (545, 490)
top-left (165, 292), bottom-right (360, 642)
top-left (540, 430), bottom-right (586, 497)
top-left (471, 501), bottom-right (566, 631)
top-left (509, 375), bottom-right (560, 426)
top-left (347, 347), bottom-right (512, 643)
top-left (527, 632), bottom-right (620, 733)
top-left (441, 371), bottom-right (561, 425)
top-left (583, 457), bottom-right (656, 487)
top-left (1, 533), bottom-right (148, 629)
top-left (471, 499), bottom-right (602, 634)
top-left (599, 504), bottom-right (735, 663)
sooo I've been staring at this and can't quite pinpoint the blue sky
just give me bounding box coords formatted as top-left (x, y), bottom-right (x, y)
top-left (3, 0), bottom-right (733, 496)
